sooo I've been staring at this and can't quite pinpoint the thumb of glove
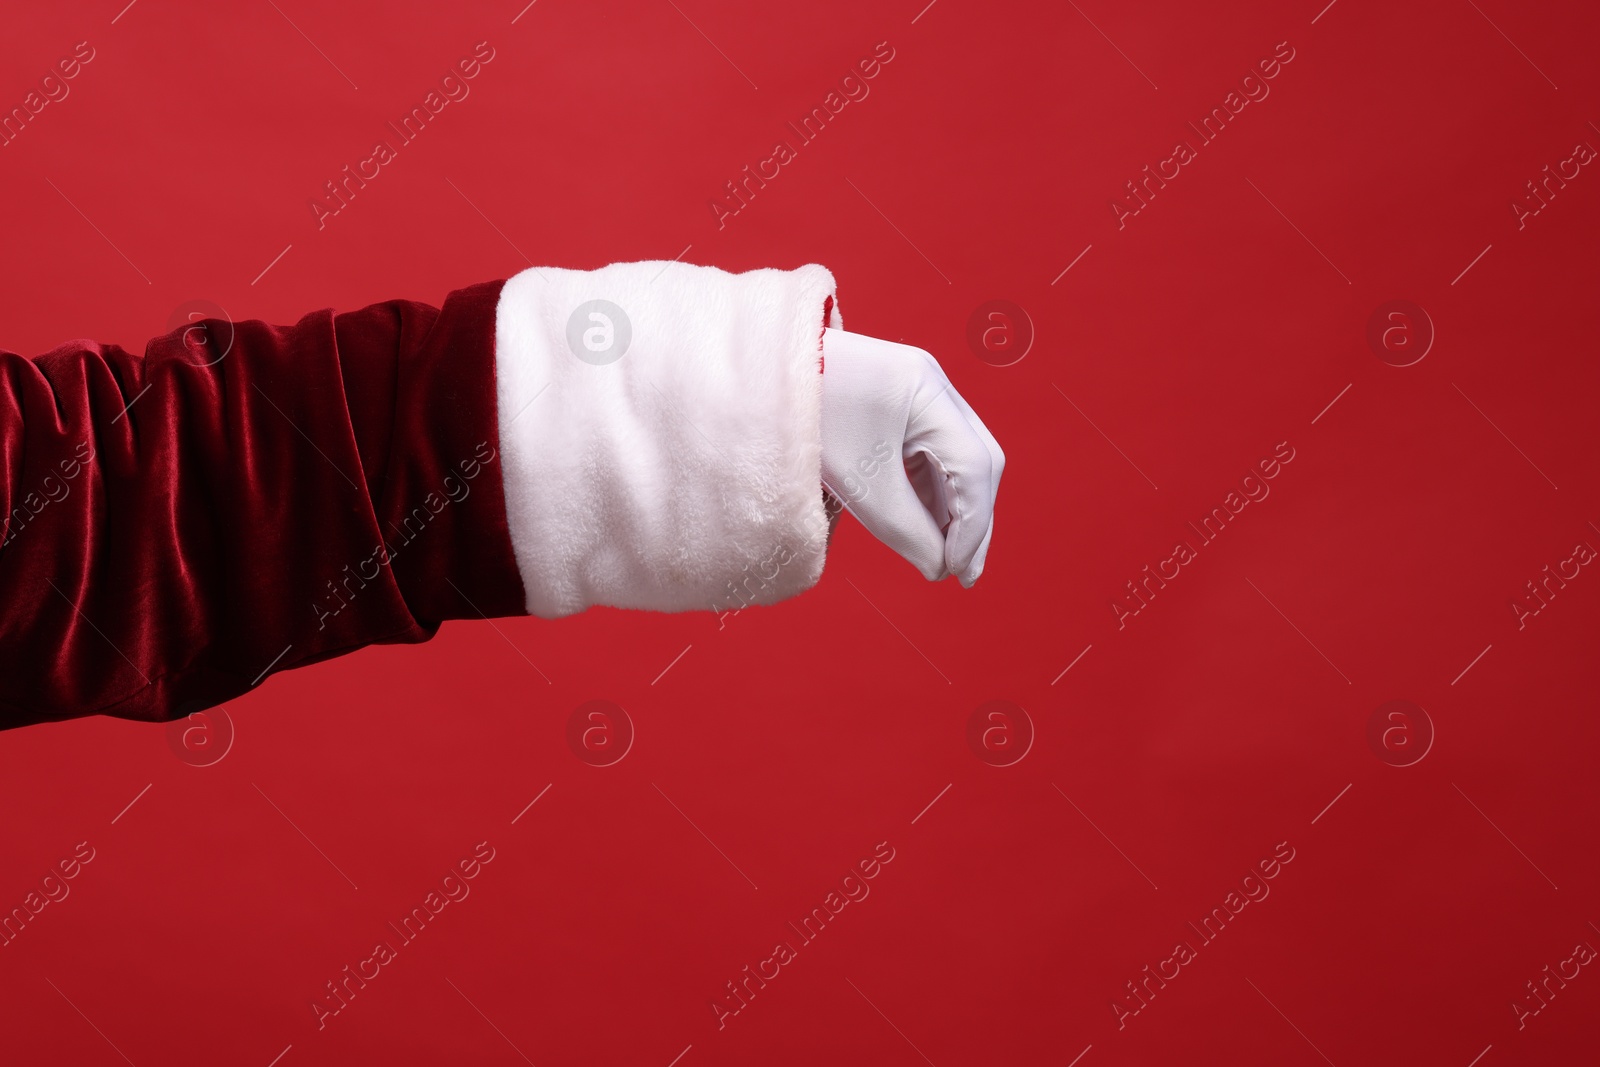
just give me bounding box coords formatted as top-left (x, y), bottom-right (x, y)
top-left (819, 329), bottom-right (1004, 585)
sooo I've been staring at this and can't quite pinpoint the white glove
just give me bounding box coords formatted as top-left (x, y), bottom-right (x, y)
top-left (820, 328), bottom-right (1004, 587)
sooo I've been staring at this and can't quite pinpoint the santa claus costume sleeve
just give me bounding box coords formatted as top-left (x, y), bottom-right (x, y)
top-left (0, 261), bottom-right (842, 731)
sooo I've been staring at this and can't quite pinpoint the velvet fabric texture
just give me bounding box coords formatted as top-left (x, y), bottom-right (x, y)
top-left (0, 281), bottom-right (525, 731)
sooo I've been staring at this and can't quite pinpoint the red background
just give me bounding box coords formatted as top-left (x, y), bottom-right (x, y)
top-left (2, 1), bottom-right (1597, 1064)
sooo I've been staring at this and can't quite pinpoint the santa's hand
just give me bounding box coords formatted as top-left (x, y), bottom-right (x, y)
top-left (820, 328), bottom-right (1004, 587)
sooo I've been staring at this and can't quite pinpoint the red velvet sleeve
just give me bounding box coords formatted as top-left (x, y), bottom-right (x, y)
top-left (0, 280), bottom-right (527, 731)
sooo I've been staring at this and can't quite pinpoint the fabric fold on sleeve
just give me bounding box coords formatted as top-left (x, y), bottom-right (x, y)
top-left (0, 280), bottom-right (523, 730)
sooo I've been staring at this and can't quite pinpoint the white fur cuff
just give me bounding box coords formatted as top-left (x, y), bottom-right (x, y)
top-left (493, 261), bottom-right (843, 618)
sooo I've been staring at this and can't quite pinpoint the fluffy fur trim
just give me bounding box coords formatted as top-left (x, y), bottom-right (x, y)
top-left (493, 260), bottom-right (842, 618)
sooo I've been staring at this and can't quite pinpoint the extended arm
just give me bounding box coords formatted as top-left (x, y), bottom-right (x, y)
top-left (0, 261), bottom-right (1001, 731)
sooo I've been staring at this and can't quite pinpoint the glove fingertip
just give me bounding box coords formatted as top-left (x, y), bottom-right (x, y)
top-left (957, 519), bottom-right (994, 588)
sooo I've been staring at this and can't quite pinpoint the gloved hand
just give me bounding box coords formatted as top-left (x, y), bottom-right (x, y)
top-left (820, 328), bottom-right (1004, 587)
